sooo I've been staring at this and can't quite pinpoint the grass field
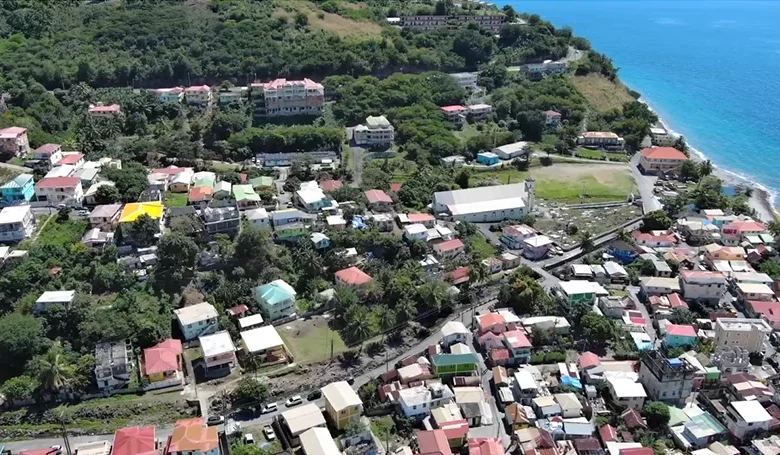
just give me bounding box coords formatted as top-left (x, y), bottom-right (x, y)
top-left (164, 191), bottom-right (189, 207)
top-left (453, 124), bottom-right (481, 143)
top-left (471, 162), bottom-right (637, 204)
top-left (209, 162), bottom-right (240, 172)
top-left (274, 1), bottom-right (383, 38)
top-left (469, 233), bottom-right (499, 259)
top-left (572, 74), bottom-right (636, 112)
top-left (278, 317), bottom-right (347, 364)
top-left (35, 218), bottom-right (89, 247)
top-left (575, 148), bottom-right (630, 162)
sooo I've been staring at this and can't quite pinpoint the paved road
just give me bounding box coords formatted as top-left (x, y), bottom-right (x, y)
top-left (626, 285), bottom-right (656, 343)
top-left (350, 146), bottom-right (365, 188)
top-left (629, 153), bottom-right (662, 213)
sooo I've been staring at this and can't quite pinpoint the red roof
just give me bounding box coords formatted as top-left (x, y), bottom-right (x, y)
top-left (445, 266), bottom-right (470, 284)
top-left (629, 317), bottom-right (646, 326)
top-left (641, 147), bottom-right (687, 161)
top-left (89, 104), bottom-right (121, 113)
top-left (478, 313), bottom-right (505, 330)
top-left (441, 105), bottom-right (467, 112)
top-left (574, 438), bottom-right (602, 452)
top-left (490, 348), bottom-right (511, 361)
top-left (34, 143), bottom-right (61, 155)
top-left (620, 409), bottom-right (646, 429)
top-left (320, 179), bottom-right (344, 192)
top-left (440, 420), bottom-right (470, 440)
top-left (58, 153), bottom-right (84, 165)
top-left (35, 176), bottom-right (81, 188)
top-left (185, 85), bottom-right (211, 91)
top-left (579, 352), bottom-right (600, 369)
top-left (189, 186), bottom-right (213, 201)
top-left (408, 213), bottom-right (435, 223)
top-left (668, 293), bottom-right (688, 309)
top-left (503, 329), bottom-right (532, 348)
top-left (434, 239), bottom-right (465, 254)
top-left (468, 438), bottom-right (504, 455)
top-left (724, 220), bottom-right (768, 233)
top-left (417, 429), bottom-right (453, 455)
top-left (227, 304), bottom-right (249, 316)
top-left (336, 266), bottom-right (373, 285)
top-left (632, 231), bottom-right (676, 244)
top-left (390, 183), bottom-right (403, 192)
top-left (365, 189), bottom-right (392, 204)
top-left (0, 126), bottom-right (26, 135)
top-left (746, 300), bottom-right (780, 324)
top-left (151, 166), bottom-right (188, 176)
top-left (143, 339), bottom-right (182, 376)
top-left (666, 323), bottom-right (697, 338)
top-left (166, 418), bottom-right (218, 453)
top-left (544, 110), bottom-right (561, 116)
top-left (113, 426), bottom-right (157, 455)
top-left (620, 449), bottom-right (653, 455)
top-left (599, 425), bottom-right (617, 443)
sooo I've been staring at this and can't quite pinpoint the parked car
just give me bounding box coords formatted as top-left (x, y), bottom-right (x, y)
top-left (261, 402), bottom-right (278, 414)
top-left (243, 433), bottom-right (255, 445)
top-left (206, 415), bottom-right (224, 426)
top-left (285, 395), bottom-right (303, 407)
top-left (306, 390), bottom-right (322, 401)
top-left (263, 425), bottom-right (276, 441)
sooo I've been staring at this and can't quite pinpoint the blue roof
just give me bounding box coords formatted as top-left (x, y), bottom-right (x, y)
top-left (352, 216), bottom-right (365, 229)
top-left (255, 279), bottom-right (296, 306)
top-left (0, 174), bottom-right (33, 190)
top-left (562, 376), bottom-right (582, 389)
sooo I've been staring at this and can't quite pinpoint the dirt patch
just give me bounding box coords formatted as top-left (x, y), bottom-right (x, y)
top-left (572, 74), bottom-right (636, 112)
top-left (274, 1), bottom-right (383, 38)
top-left (534, 204), bottom-right (642, 248)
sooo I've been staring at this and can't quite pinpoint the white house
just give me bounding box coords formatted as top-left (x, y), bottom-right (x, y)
top-left (679, 270), bottom-right (727, 304)
top-left (440, 321), bottom-right (469, 347)
top-left (404, 223), bottom-right (429, 242)
top-left (724, 401), bottom-right (772, 439)
top-left (492, 141), bottom-right (530, 160)
top-left (184, 85), bottom-right (212, 105)
top-left (0, 205), bottom-right (36, 242)
top-left (397, 383), bottom-right (455, 418)
top-left (353, 115), bottom-right (395, 147)
top-left (244, 207), bottom-right (270, 230)
top-left (35, 177), bottom-right (84, 206)
top-left (607, 377), bottom-right (646, 410)
top-left (174, 302), bottom-right (219, 341)
top-left (35, 290), bottom-right (76, 314)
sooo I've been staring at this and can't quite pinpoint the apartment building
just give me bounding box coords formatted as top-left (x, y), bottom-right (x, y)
top-left (577, 131), bottom-right (625, 149)
top-left (153, 87), bottom-right (184, 103)
top-left (467, 104), bottom-right (493, 121)
top-left (714, 318), bottom-right (772, 353)
top-left (449, 72), bottom-right (479, 89)
top-left (721, 220), bottom-right (768, 246)
top-left (184, 85), bottom-right (212, 105)
top-left (638, 350), bottom-right (697, 405)
top-left (639, 147), bottom-right (689, 174)
top-left (723, 401), bottom-right (773, 440)
top-left (353, 115), bottom-right (395, 147)
top-left (35, 177), bottom-right (84, 207)
top-left (88, 104), bottom-right (122, 118)
top-left (0, 205), bottom-right (36, 242)
top-left (218, 86), bottom-right (249, 105)
top-left (322, 381), bottom-right (363, 430)
top-left (397, 383), bottom-right (455, 418)
top-left (524, 60), bottom-right (568, 79)
top-left (0, 126), bottom-right (30, 157)
top-left (441, 105), bottom-right (468, 125)
top-left (32, 143), bottom-right (63, 169)
top-left (174, 302), bottom-right (219, 341)
top-left (251, 78), bottom-right (325, 117)
top-left (679, 270), bottom-right (726, 304)
top-left (397, 14), bottom-right (505, 32)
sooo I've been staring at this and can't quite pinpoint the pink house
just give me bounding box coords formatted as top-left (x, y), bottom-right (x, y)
top-left (0, 126), bottom-right (30, 157)
top-left (88, 104), bottom-right (122, 118)
top-left (632, 230), bottom-right (676, 247)
top-left (544, 110), bottom-right (562, 126)
top-left (433, 239), bottom-right (465, 260)
top-left (364, 189), bottom-right (393, 211)
top-left (441, 105), bottom-right (467, 123)
top-left (722, 220), bottom-right (768, 246)
top-left (335, 266), bottom-right (373, 286)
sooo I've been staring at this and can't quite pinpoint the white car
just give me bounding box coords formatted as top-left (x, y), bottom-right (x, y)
top-left (261, 402), bottom-right (278, 414)
top-left (243, 433), bottom-right (255, 445)
top-left (285, 395), bottom-right (303, 407)
top-left (263, 425), bottom-right (276, 441)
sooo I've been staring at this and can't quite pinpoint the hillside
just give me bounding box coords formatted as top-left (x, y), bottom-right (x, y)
top-left (572, 74), bottom-right (637, 112)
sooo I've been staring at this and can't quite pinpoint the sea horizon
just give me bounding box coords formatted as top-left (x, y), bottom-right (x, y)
top-left (501, 0), bottom-right (780, 210)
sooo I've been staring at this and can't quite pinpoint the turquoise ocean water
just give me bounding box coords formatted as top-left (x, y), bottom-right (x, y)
top-left (503, 0), bottom-right (780, 207)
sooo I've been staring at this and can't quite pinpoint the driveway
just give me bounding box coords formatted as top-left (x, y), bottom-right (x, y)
top-left (629, 153), bottom-right (662, 213)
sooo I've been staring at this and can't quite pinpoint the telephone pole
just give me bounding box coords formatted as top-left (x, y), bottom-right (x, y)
top-left (59, 411), bottom-right (72, 455)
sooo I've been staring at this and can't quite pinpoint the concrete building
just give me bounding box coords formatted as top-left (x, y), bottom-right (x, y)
top-left (441, 105), bottom-right (467, 125)
top-left (639, 147), bottom-right (689, 174)
top-left (714, 318), bottom-right (772, 353)
top-left (467, 103), bottom-right (492, 121)
top-left (679, 270), bottom-right (727, 304)
top-left (522, 235), bottom-right (553, 259)
top-left (280, 403), bottom-right (327, 444)
top-left (577, 131), bottom-right (624, 149)
top-left (1, 173), bottom-right (35, 204)
top-left (724, 401), bottom-right (772, 440)
top-left (174, 302), bottom-right (219, 341)
top-left (492, 141), bottom-right (530, 160)
top-left (35, 290), bottom-right (75, 314)
top-left (321, 381), bottom-right (363, 430)
top-left (650, 127), bottom-right (676, 146)
top-left (88, 203), bottom-right (122, 231)
top-left (449, 72), bottom-right (478, 89)
top-left (184, 85), bottom-right (212, 105)
top-left (153, 87), bottom-right (184, 103)
top-left (397, 383), bottom-right (455, 419)
top-left (165, 418), bottom-right (218, 455)
top-left (440, 321), bottom-right (469, 346)
top-left (244, 207), bottom-right (270, 230)
top-left (0, 126), bottom-right (30, 157)
top-left (88, 104), bottom-right (122, 118)
top-left (353, 115), bottom-right (394, 147)
top-left (241, 325), bottom-right (291, 364)
top-left (476, 152), bottom-right (500, 166)
top-left (35, 176), bottom-right (84, 206)
top-left (524, 60), bottom-right (568, 79)
top-left (433, 181), bottom-right (535, 222)
top-left (638, 351), bottom-right (697, 405)
top-left (94, 340), bottom-right (134, 391)
top-left (251, 78), bottom-right (325, 117)
top-left (607, 377), bottom-right (646, 410)
top-left (0, 205), bottom-right (36, 242)
top-left (199, 331), bottom-right (236, 376)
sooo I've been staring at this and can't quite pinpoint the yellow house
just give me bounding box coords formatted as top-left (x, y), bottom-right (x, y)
top-left (321, 381), bottom-right (363, 430)
top-left (143, 339), bottom-right (183, 384)
top-left (119, 201), bottom-right (165, 223)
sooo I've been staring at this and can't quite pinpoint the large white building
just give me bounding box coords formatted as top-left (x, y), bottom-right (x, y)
top-left (432, 181), bottom-right (535, 222)
top-left (714, 318), bottom-right (772, 353)
top-left (449, 72), bottom-right (479, 89)
top-left (353, 115), bottom-right (395, 147)
top-left (0, 205), bottom-right (36, 242)
top-left (679, 270), bottom-right (726, 304)
top-left (251, 78), bottom-right (325, 117)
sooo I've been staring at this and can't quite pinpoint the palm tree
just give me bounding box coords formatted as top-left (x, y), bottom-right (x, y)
top-left (615, 228), bottom-right (632, 243)
top-left (36, 345), bottom-right (74, 396)
top-left (578, 230), bottom-right (594, 252)
top-left (698, 160), bottom-right (713, 177)
top-left (395, 297), bottom-right (417, 323)
top-left (469, 259), bottom-right (490, 285)
top-left (348, 317), bottom-right (373, 347)
top-left (379, 310), bottom-right (396, 335)
top-left (420, 280), bottom-right (448, 313)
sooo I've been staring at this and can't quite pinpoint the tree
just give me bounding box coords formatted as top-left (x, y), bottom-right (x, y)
top-left (643, 402), bottom-right (670, 430)
top-left (0, 375), bottom-right (38, 401)
top-left (395, 297), bottom-right (417, 323)
top-left (469, 259), bottom-right (490, 285)
top-left (670, 308), bottom-right (696, 325)
top-left (231, 377), bottom-right (269, 406)
top-left (0, 313), bottom-right (50, 378)
top-left (28, 343), bottom-right (75, 395)
top-left (346, 308), bottom-right (373, 345)
top-left (455, 169), bottom-right (470, 189)
top-left (679, 160), bottom-right (699, 182)
top-left (578, 230), bottom-right (594, 252)
top-left (673, 136), bottom-right (688, 155)
top-left (94, 184), bottom-right (121, 204)
top-left (581, 313), bottom-right (615, 345)
top-left (128, 214), bottom-right (159, 247)
top-left (155, 232), bottom-right (199, 291)
top-left (698, 160), bottom-right (713, 177)
top-left (379, 310), bottom-right (396, 336)
top-left (641, 210), bottom-right (672, 232)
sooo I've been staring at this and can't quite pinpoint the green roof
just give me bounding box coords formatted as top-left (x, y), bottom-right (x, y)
top-left (233, 184), bottom-right (261, 202)
top-left (250, 176), bottom-right (274, 188)
top-left (431, 353), bottom-right (480, 367)
top-left (193, 175), bottom-right (215, 188)
top-left (0, 174), bottom-right (32, 190)
top-left (366, 115), bottom-right (390, 127)
top-left (255, 279), bottom-right (296, 306)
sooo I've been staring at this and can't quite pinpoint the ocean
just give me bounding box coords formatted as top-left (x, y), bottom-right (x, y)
top-left (502, 0), bottom-right (780, 207)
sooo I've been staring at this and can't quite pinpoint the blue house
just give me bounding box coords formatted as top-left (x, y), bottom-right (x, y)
top-left (311, 232), bottom-right (330, 250)
top-left (477, 152), bottom-right (500, 166)
top-left (607, 239), bottom-right (638, 264)
top-left (665, 323), bottom-right (697, 348)
top-left (0, 174), bottom-right (35, 204)
top-left (271, 208), bottom-right (304, 227)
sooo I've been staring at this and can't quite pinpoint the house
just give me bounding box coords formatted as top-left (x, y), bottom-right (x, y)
top-left (744, 300), bottom-right (780, 330)
top-left (254, 279), bottom-right (297, 320)
top-left (325, 214), bottom-right (347, 231)
top-left (241, 325), bottom-right (291, 364)
top-left (82, 227), bottom-right (114, 248)
top-left (275, 222), bottom-right (308, 242)
top-left (502, 329), bottom-right (532, 364)
top-left (58, 153), bottom-right (85, 168)
top-left (431, 353), bottom-right (480, 376)
top-left (522, 316), bottom-right (571, 335)
top-left (735, 282), bottom-right (775, 302)
top-left (174, 302), bottom-right (219, 341)
top-left (440, 155), bottom-right (466, 167)
top-left (524, 59), bottom-right (568, 77)
top-left (441, 105), bottom-right (468, 124)
top-left (364, 189), bottom-right (393, 211)
top-left (544, 110), bottom-right (562, 126)
top-left (467, 104), bottom-right (492, 121)
top-left (272, 208), bottom-right (304, 227)
top-left (620, 409), bottom-right (647, 430)
top-left (336, 266), bottom-right (372, 286)
top-left (450, 72), bottom-right (479, 89)
top-left (322, 380), bottom-right (363, 430)
top-left (399, 212), bottom-right (436, 228)
top-left (608, 240), bottom-right (639, 264)
top-left (504, 402), bottom-right (532, 429)
top-left (167, 171), bottom-right (194, 194)
top-left (0, 205), bottom-right (36, 242)
top-left (418, 429), bottom-right (453, 455)
top-left (251, 78), bottom-right (325, 118)
top-left (679, 270), bottom-right (727, 304)
top-left (433, 239), bottom-right (465, 260)
top-left (153, 87), bottom-right (184, 103)
top-left (250, 176), bottom-right (275, 189)
top-left (492, 141), bottom-right (531, 160)
top-left (94, 340), bottom-right (134, 390)
top-left (184, 85), bottom-right (212, 105)
top-left (475, 312), bottom-right (509, 335)
top-left (300, 428), bottom-right (340, 455)
top-left (118, 201), bottom-right (164, 226)
top-left (714, 318), bottom-right (772, 352)
top-left (199, 331), bottom-right (236, 376)
top-left (218, 86), bottom-right (249, 105)
top-left (319, 179), bottom-right (343, 192)
top-left (237, 314), bottom-right (264, 331)
top-left (0, 126), bottom-right (30, 156)
top-left (397, 383), bottom-right (455, 419)
top-left (35, 177), bottom-right (83, 206)
top-left (296, 187), bottom-right (331, 213)
top-left (441, 321), bottom-right (469, 347)
top-left (633, 230), bottom-right (676, 247)
top-left (638, 350), bottom-right (698, 405)
top-left (603, 261), bottom-right (629, 282)
top-left (724, 401), bottom-right (772, 440)
top-left (188, 186), bottom-right (213, 204)
top-left (640, 277), bottom-right (682, 296)
top-left (476, 152), bottom-right (500, 166)
top-left (722, 220), bottom-right (768, 246)
top-left (280, 403), bottom-right (327, 443)
top-left (367, 213), bottom-right (394, 231)
top-left (398, 14), bottom-right (505, 31)
top-left (0, 174), bottom-right (34, 203)
top-left (30, 143), bottom-right (63, 169)
top-left (501, 224), bottom-right (536, 249)
top-left (34, 290), bottom-right (75, 313)
top-left (639, 147), bottom-right (688, 174)
top-left (240, 208), bottom-right (269, 231)
top-left (574, 438), bottom-right (603, 455)
top-left (202, 206), bottom-right (240, 237)
top-left (44, 165), bottom-right (75, 179)
top-left (522, 235), bottom-right (553, 259)
top-left (112, 426), bottom-right (157, 455)
top-left (404, 224), bottom-right (429, 242)
top-left (558, 280), bottom-right (608, 305)
top-left (143, 339), bottom-right (183, 386)
top-left (665, 324), bottom-right (698, 348)
top-left (87, 203), bottom-right (122, 231)
top-left (88, 104), bottom-right (122, 117)
top-left (532, 395), bottom-right (562, 418)
top-left (483, 257), bottom-right (503, 274)
top-left (311, 232), bottom-right (330, 250)
top-left (353, 115), bottom-right (395, 147)
top-left (232, 184), bottom-right (261, 209)
top-left (165, 417), bottom-right (218, 455)
top-left (501, 252), bottom-right (521, 270)
top-left (434, 182), bottom-right (535, 223)
top-left (554, 392), bottom-right (584, 418)
top-left (577, 131), bottom-right (624, 149)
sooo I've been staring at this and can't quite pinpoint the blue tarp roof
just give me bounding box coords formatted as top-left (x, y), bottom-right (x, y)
top-left (562, 376), bottom-right (582, 389)
top-left (352, 216), bottom-right (365, 229)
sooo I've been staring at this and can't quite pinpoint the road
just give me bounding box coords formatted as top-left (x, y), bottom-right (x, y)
top-left (626, 285), bottom-right (656, 343)
top-left (350, 146), bottom-right (365, 188)
top-left (629, 153), bottom-right (662, 213)
top-left (0, 161), bottom-right (32, 173)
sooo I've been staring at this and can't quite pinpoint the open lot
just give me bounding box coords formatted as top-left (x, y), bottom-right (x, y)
top-left (534, 204), bottom-right (642, 247)
top-left (274, 1), bottom-right (383, 38)
top-left (574, 148), bottom-right (630, 162)
top-left (471, 162), bottom-right (638, 204)
top-left (278, 315), bottom-right (347, 364)
top-left (164, 191), bottom-right (189, 207)
top-left (572, 74), bottom-right (636, 111)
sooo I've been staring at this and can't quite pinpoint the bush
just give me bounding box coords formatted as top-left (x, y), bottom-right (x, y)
top-left (544, 351), bottom-right (567, 363)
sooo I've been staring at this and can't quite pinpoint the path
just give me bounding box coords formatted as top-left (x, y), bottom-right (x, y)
top-left (0, 161), bottom-right (32, 173)
top-left (351, 146), bottom-right (365, 187)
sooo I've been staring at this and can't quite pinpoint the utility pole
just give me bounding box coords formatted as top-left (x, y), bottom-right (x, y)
top-left (59, 411), bottom-right (71, 455)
